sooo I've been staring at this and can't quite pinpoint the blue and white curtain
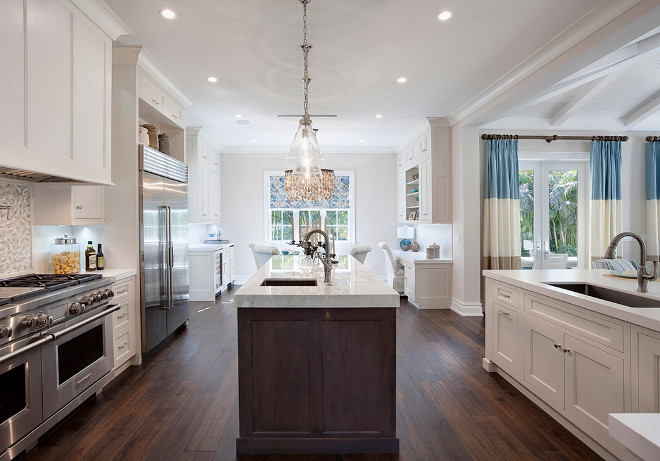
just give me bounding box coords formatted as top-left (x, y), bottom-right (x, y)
top-left (483, 138), bottom-right (521, 270)
top-left (590, 140), bottom-right (622, 262)
top-left (646, 141), bottom-right (660, 261)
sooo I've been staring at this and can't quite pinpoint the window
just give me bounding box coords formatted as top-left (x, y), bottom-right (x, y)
top-left (265, 172), bottom-right (354, 243)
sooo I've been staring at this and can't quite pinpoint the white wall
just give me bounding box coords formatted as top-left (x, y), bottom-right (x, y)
top-left (395, 224), bottom-right (452, 259)
top-left (221, 152), bottom-right (396, 281)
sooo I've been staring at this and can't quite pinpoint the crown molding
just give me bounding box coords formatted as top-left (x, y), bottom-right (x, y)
top-left (70, 0), bottom-right (133, 40)
top-left (138, 51), bottom-right (193, 107)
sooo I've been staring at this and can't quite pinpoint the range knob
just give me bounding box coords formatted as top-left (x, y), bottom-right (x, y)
top-left (69, 302), bottom-right (85, 315)
top-left (93, 293), bottom-right (103, 303)
top-left (21, 316), bottom-right (37, 328)
top-left (36, 313), bottom-right (53, 327)
top-left (104, 289), bottom-right (115, 298)
top-left (0, 325), bottom-right (12, 339)
top-left (100, 291), bottom-right (108, 300)
top-left (81, 296), bottom-right (93, 305)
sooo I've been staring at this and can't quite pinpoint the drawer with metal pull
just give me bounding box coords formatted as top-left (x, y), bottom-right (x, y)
top-left (492, 281), bottom-right (520, 309)
top-left (112, 297), bottom-right (133, 332)
top-left (113, 325), bottom-right (136, 369)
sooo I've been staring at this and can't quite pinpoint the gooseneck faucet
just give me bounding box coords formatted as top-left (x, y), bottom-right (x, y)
top-left (303, 229), bottom-right (334, 283)
top-left (604, 232), bottom-right (659, 293)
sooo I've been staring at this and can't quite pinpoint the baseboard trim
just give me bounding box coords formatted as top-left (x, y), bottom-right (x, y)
top-left (482, 357), bottom-right (497, 372)
top-left (450, 298), bottom-right (483, 317)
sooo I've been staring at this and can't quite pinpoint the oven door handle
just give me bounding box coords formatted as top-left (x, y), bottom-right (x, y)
top-left (0, 335), bottom-right (52, 365)
top-left (50, 305), bottom-right (121, 340)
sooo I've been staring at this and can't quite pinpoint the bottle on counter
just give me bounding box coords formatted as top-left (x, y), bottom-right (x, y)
top-left (96, 244), bottom-right (104, 271)
top-left (85, 241), bottom-right (97, 271)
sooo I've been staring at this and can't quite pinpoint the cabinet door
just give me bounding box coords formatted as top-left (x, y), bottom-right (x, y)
top-left (139, 72), bottom-right (164, 111)
top-left (212, 172), bottom-right (221, 220)
top-left (397, 170), bottom-right (406, 222)
top-left (636, 331), bottom-right (660, 412)
top-left (0, 0), bottom-right (25, 148)
top-left (523, 316), bottom-right (564, 409)
top-left (418, 159), bottom-right (432, 221)
top-left (200, 168), bottom-right (211, 219)
top-left (564, 334), bottom-right (624, 450)
top-left (230, 247), bottom-right (235, 283)
top-left (491, 302), bottom-right (519, 378)
top-left (72, 186), bottom-right (104, 221)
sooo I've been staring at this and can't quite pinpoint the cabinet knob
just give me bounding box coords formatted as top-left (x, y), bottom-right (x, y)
top-left (152, 99), bottom-right (159, 105)
top-left (76, 205), bottom-right (83, 210)
top-left (554, 343), bottom-right (561, 349)
top-left (562, 348), bottom-right (571, 354)
top-left (171, 114), bottom-right (177, 119)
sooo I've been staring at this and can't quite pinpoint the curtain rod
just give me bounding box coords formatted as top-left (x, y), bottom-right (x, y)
top-left (647, 136), bottom-right (660, 142)
top-left (481, 134), bottom-right (628, 143)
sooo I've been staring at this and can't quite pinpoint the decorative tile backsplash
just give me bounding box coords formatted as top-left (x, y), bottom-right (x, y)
top-left (0, 182), bottom-right (32, 274)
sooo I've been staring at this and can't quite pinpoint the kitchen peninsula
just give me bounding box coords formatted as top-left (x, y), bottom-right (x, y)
top-left (233, 255), bottom-right (399, 454)
top-left (483, 269), bottom-right (660, 460)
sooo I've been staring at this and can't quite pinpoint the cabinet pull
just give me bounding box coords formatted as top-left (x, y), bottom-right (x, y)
top-left (118, 342), bottom-right (128, 350)
top-left (76, 205), bottom-right (83, 210)
top-left (562, 348), bottom-right (570, 354)
top-left (554, 343), bottom-right (562, 349)
top-left (152, 99), bottom-right (159, 105)
top-left (117, 313), bottom-right (127, 320)
top-left (498, 309), bottom-right (510, 316)
top-left (171, 114), bottom-right (177, 119)
top-left (499, 292), bottom-right (511, 299)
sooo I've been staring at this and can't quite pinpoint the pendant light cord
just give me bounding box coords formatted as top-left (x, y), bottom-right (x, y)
top-left (300, 0), bottom-right (312, 126)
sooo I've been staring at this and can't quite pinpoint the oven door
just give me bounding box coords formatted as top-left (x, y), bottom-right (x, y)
top-left (0, 334), bottom-right (51, 453)
top-left (41, 304), bottom-right (120, 419)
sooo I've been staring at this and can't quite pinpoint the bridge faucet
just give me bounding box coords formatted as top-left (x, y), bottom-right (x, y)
top-left (604, 232), bottom-right (658, 293)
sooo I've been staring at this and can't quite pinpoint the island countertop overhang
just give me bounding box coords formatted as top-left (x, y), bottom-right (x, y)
top-left (234, 255), bottom-right (400, 308)
top-left (483, 269), bottom-right (660, 331)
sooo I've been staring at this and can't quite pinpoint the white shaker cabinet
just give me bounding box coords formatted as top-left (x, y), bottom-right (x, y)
top-left (187, 129), bottom-right (222, 224)
top-left (0, 0), bottom-right (121, 184)
top-left (33, 184), bottom-right (104, 225)
top-left (631, 326), bottom-right (660, 412)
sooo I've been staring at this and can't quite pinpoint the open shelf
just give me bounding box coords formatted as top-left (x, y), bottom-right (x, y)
top-left (406, 206), bottom-right (419, 209)
top-left (406, 179), bottom-right (419, 186)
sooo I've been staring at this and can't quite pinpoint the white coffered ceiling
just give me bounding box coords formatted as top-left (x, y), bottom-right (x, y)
top-left (105, 0), bottom-right (659, 150)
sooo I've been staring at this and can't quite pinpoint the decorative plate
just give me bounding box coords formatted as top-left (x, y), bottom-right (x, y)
top-left (400, 239), bottom-right (411, 250)
top-left (610, 270), bottom-right (637, 278)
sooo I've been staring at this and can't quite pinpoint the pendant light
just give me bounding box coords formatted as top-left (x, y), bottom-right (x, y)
top-left (284, 0), bottom-right (335, 201)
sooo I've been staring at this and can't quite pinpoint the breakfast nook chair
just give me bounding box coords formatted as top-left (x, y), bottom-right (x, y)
top-left (377, 242), bottom-right (404, 294)
top-left (349, 244), bottom-right (372, 264)
top-left (249, 243), bottom-right (281, 269)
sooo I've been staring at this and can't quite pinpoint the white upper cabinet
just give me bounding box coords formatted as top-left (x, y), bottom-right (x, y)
top-left (187, 130), bottom-right (222, 224)
top-left (0, 0), bottom-right (123, 184)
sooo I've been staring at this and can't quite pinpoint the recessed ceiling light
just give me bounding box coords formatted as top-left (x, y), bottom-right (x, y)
top-left (360, 140), bottom-right (366, 143)
top-left (236, 120), bottom-right (250, 126)
top-left (207, 76), bottom-right (218, 83)
top-left (235, 114), bottom-right (242, 118)
top-left (160, 9), bottom-right (176, 19)
top-left (375, 114), bottom-right (383, 119)
top-left (437, 11), bottom-right (452, 21)
top-left (252, 139), bottom-right (259, 143)
top-left (397, 77), bottom-right (407, 84)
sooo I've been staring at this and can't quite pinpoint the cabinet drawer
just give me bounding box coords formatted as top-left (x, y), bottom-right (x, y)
top-left (139, 72), bottom-right (164, 110)
top-left (525, 293), bottom-right (626, 353)
top-left (403, 261), bottom-right (415, 280)
top-left (492, 281), bottom-right (519, 309)
top-left (163, 95), bottom-right (184, 126)
top-left (113, 296), bottom-right (133, 332)
top-left (113, 325), bottom-right (136, 369)
top-left (112, 277), bottom-right (135, 299)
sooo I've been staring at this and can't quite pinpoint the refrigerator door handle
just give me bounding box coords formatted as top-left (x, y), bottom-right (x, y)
top-left (159, 205), bottom-right (172, 310)
top-left (167, 205), bottom-right (174, 309)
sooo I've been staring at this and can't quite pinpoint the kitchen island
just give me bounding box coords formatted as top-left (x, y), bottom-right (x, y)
top-left (234, 255), bottom-right (399, 454)
top-left (483, 269), bottom-right (660, 461)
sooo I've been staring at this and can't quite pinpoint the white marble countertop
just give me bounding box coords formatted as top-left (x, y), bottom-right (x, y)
top-left (395, 249), bottom-right (452, 264)
top-left (234, 255), bottom-right (399, 308)
top-left (483, 269), bottom-right (660, 331)
top-left (189, 242), bottom-right (234, 252)
top-left (609, 413), bottom-right (660, 460)
top-left (81, 268), bottom-right (136, 280)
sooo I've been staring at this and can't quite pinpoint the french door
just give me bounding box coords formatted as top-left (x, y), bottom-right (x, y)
top-left (519, 161), bottom-right (588, 269)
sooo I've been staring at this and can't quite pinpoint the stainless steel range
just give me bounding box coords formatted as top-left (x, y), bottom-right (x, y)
top-left (0, 273), bottom-right (120, 461)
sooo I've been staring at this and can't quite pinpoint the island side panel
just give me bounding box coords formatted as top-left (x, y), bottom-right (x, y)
top-left (236, 307), bottom-right (398, 454)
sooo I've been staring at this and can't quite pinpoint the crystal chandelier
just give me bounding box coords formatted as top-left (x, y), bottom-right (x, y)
top-left (284, 0), bottom-right (335, 201)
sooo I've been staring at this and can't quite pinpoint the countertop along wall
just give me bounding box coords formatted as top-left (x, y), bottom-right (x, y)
top-left (221, 151), bottom-right (396, 282)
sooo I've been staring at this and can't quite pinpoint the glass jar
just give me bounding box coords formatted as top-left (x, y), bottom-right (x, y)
top-left (51, 235), bottom-right (80, 274)
top-left (158, 133), bottom-right (171, 155)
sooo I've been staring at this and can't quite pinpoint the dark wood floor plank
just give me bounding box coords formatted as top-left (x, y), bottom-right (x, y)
top-left (16, 288), bottom-right (602, 461)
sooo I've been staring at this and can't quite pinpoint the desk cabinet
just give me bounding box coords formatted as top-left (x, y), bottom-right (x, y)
top-left (397, 255), bottom-right (452, 309)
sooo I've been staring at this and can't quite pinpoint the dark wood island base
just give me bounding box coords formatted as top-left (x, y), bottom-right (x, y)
top-left (236, 307), bottom-right (398, 454)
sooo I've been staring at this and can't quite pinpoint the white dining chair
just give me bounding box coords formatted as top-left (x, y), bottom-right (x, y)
top-left (249, 243), bottom-right (281, 269)
top-left (350, 244), bottom-right (372, 264)
top-left (545, 253), bottom-right (568, 269)
top-left (377, 242), bottom-right (404, 293)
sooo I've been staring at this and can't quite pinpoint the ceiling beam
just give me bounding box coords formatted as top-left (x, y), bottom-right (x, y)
top-left (551, 73), bottom-right (620, 126)
top-left (624, 92), bottom-right (660, 126)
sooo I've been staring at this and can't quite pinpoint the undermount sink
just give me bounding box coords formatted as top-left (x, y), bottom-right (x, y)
top-left (544, 282), bottom-right (660, 308)
top-left (261, 278), bottom-right (318, 287)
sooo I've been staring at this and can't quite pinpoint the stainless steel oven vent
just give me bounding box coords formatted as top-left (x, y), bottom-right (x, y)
top-left (0, 166), bottom-right (83, 183)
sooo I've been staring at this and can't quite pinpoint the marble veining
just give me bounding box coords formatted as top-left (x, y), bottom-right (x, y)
top-left (0, 182), bottom-right (32, 275)
top-left (234, 255), bottom-right (399, 308)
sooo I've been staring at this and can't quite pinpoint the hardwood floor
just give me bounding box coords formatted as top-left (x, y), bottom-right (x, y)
top-left (18, 287), bottom-right (601, 461)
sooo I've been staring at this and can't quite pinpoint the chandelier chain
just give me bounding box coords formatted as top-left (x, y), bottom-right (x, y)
top-left (301, 0), bottom-right (311, 125)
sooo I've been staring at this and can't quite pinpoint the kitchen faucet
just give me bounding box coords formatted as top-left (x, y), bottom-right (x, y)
top-left (604, 232), bottom-right (659, 293)
top-left (303, 229), bottom-right (335, 283)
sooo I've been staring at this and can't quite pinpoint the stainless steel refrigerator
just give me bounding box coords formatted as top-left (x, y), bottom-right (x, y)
top-left (139, 145), bottom-right (189, 353)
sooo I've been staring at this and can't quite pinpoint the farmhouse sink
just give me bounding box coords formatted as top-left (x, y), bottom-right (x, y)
top-left (544, 282), bottom-right (660, 308)
top-left (261, 278), bottom-right (318, 287)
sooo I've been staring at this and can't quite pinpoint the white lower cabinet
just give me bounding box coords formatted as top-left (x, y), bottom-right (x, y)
top-left (229, 245), bottom-right (235, 285)
top-left (112, 276), bottom-right (137, 370)
top-left (632, 326), bottom-right (660, 412)
top-left (523, 315), bottom-right (564, 408)
top-left (491, 301), bottom-right (520, 379)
